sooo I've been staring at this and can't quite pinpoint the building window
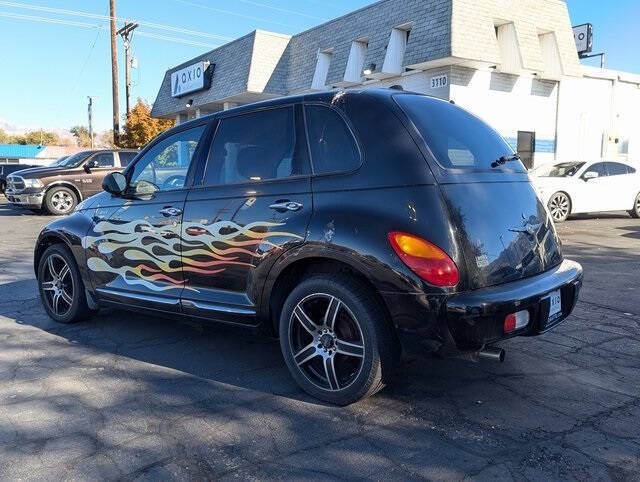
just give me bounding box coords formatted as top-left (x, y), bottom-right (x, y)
top-left (343, 39), bottom-right (368, 84)
top-left (494, 22), bottom-right (523, 74)
top-left (381, 24), bottom-right (411, 75)
top-left (311, 48), bottom-right (333, 89)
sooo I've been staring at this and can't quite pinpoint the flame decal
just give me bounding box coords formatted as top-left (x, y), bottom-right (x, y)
top-left (83, 218), bottom-right (302, 291)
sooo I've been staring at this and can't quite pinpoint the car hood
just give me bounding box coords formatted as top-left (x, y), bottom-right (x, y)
top-left (9, 166), bottom-right (74, 178)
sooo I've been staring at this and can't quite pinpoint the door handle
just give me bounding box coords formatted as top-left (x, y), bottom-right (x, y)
top-left (269, 201), bottom-right (303, 212)
top-left (159, 206), bottom-right (182, 217)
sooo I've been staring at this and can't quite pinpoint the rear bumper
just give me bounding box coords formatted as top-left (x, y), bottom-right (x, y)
top-left (445, 259), bottom-right (582, 349)
top-left (5, 189), bottom-right (44, 209)
top-left (384, 259), bottom-right (583, 354)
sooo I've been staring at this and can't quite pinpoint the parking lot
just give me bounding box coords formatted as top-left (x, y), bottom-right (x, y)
top-left (0, 198), bottom-right (639, 480)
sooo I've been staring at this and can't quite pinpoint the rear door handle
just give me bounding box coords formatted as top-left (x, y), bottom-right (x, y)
top-left (159, 207), bottom-right (182, 217)
top-left (269, 201), bottom-right (303, 212)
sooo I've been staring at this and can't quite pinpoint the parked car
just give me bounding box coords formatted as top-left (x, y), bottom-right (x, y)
top-left (1, 163), bottom-right (39, 194)
top-left (5, 149), bottom-right (138, 215)
top-left (531, 160), bottom-right (640, 222)
top-left (33, 89), bottom-right (582, 405)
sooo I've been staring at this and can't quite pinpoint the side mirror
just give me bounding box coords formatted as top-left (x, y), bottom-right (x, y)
top-left (102, 172), bottom-right (127, 196)
top-left (583, 171), bottom-right (599, 180)
top-left (84, 159), bottom-right (98, 173)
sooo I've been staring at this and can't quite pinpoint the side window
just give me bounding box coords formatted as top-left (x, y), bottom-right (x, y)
top-left (585, 162), bottom-right (607, 178)
top-left (128, 125), bottom-right (206, 194)
top-left (203, 106), bottom-right (309, 186)
top-left (606, 162), bottom-right (629, 176)
top-left (92, 153), bottom-right (115, 168)
top-left (118, 151), bottom-right (138, 167)
top-left (305, 105), bottom-right (360, 174)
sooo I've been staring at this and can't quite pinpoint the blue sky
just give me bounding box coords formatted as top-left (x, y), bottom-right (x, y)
top-left (0, 0), bottom-right (638, 134)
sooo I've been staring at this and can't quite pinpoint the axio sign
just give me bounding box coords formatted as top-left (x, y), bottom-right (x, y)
top-left (572, 23), bottom-right (593, 55)
top-left (171, 61), bottom-right (213, 97)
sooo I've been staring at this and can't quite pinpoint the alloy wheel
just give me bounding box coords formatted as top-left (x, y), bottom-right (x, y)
top-left (41, 254), bottom-right (74, 316)
top-left (289, 293), bottom-right (365, 392)
top-left (51, 190), bottom-right (74, 213)
top-left (548, 193), bottom-right (570, 222)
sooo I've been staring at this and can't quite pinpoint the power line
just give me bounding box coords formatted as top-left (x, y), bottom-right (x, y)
top-left (0, 0), bottom-right (233, 41)
top-left (172, 0), bottom-right (297, 29)
top-left (0, 10), bottom-right (219, 48)
top-left (136, 31), bottom-right (218, 49)
top-left (233, 0), bottom-right (324, 20)
top-left (0, 10), bottom-right (101, 29)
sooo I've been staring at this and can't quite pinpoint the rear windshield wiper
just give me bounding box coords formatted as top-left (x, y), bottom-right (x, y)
top-left (491, 154), bottom-right (521, 168)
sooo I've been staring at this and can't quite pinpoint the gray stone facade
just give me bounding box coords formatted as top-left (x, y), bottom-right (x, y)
top-left (152, 0), bottom-right (581, 119)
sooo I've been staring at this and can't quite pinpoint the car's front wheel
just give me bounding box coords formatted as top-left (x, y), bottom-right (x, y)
top-left (279, 273), bottom-right (396, 405)
top-left (38, 244), bottom-right (95, 323)
top-left (45, 186), bottom-right (77, 215)
top-left (629, 193), bottom-right (640, 219)
top-left (548, 192), bottom-right (571, 222)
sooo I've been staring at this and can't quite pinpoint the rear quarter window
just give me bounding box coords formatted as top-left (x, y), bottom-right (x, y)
top-left (394, 94), bottom-right (520, 171)
top-left (304, 104), bottom-right (360, 174)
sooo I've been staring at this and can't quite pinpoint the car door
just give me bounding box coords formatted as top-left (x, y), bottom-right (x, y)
top-left (604, 162), bottom-right (636, 210)
top-left (180, 105), bottom-right (312, 324)
top-left (578, 162), bottom-right (609, 212)
top-left (84, 152), bottom-right (117, 197)
top-left (85, 123), bottom-right (210, 311)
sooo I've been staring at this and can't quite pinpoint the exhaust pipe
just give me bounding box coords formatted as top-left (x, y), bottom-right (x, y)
top-left (477, 346), bottom-right (505, 363)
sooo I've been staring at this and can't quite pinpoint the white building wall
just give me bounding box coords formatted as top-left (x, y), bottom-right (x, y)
top-left (449, 67), bottom-right (558, 166)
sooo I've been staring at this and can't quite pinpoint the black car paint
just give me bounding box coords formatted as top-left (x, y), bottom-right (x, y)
top-left (34, 89), bottom-right (582, 355)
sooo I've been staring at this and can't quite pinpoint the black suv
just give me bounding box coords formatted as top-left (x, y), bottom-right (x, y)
top-left (33, 89), bottom-right (582, 405)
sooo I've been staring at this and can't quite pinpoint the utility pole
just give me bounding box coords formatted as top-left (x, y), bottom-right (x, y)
top-left (116, 22), bottom-right (139, 116)
top-left (87, 96), bottom-right (96, 148)
top-left (109, 0), bottom-right (120, 146)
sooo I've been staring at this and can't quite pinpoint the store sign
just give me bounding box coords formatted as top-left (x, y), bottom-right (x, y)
top-left (572, 23), bottom-right (593, 55)
top-left (171, 61), bottom-right (213, 97)
top-left (430, 74), bottom-right (448, 89)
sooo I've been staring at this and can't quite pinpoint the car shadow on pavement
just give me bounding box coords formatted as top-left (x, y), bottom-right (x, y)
top-left (618, 225), bottom-right (640, 240)
top-left (1, 264), bottom-right (640, 479)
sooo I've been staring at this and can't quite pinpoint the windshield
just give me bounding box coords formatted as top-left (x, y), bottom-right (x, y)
top-left (49, 156), bottom-right (68, 167)
top-left (535, 162), bottom-right (585, 177)
top-left (394, 94), bottom-right (521, 171)
top-left (53, 152), bottom-right (91, 168)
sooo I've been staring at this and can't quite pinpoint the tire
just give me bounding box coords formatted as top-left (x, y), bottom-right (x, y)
top-left (37, 244), bottom-right (96, 323)
top-left (548, 191), bottom-right (571, 223)
top-left (0, 180), bottom-right (5, 194)
top-left (45, 186), bottom-right (77, 215)
top-left (279, 273), bottom-right (396, 405)
top-left (629, 193), bottom-right (640, 219)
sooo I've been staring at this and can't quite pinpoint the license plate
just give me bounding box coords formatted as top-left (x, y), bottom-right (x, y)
top-left (547, 289), bottom-right (562, 321)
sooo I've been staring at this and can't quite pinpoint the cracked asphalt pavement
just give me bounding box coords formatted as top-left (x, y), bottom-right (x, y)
top-left (1, 199), bottom-right (639, 480)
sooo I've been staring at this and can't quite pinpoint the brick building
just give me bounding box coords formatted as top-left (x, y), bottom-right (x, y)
top-left (151, 0), bottom-right (640, 168)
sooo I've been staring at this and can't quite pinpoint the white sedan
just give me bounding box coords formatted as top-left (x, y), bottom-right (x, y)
top-left (531, 160), bottom-right (640, 222)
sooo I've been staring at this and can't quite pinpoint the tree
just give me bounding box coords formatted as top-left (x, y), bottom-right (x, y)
top-left (98, 129), bottom-right (116, 148)
top-left (23, 130), bottom-right (61, 145)
top-left (120, 98), bottom-right (174, 149)
top-left (70, 125), bottom-right (92, 147)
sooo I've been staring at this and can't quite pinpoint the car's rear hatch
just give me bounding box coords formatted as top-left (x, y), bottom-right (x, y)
top-left (394, 94), bottom-right (562, 290)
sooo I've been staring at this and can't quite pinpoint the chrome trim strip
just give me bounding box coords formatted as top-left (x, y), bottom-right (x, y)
top-left (181, 299), bottom-right (256, 315)
top-left (96, 288), bottom-right (180, 305)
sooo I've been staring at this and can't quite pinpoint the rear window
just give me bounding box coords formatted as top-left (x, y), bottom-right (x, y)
top-left (119, 151), bottom-right (138, 166)
top-left (395, 94), bottom-right (519, 171)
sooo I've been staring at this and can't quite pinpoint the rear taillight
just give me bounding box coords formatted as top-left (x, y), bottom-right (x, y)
top-left (388, 231), bottom-right (459, 287)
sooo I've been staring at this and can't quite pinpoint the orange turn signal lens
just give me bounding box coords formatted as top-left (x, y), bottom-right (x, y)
top-left (388, 231), bottom-right (459, 287)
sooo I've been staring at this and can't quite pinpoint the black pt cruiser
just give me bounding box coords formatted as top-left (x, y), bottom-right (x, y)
top-left (34, 89), bottom-right (582, 405)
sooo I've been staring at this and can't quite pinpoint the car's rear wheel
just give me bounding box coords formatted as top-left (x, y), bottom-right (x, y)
top-left (279, 273), bottom-right (396, 405)
top-left (45, 186), bottom-right (77, 215)
top-left (629, 193), bottom-right (640, 219)
top-left (548, 192), bottom-right (571, 222)
top-left (38, 244), bottom-right (95, 323)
